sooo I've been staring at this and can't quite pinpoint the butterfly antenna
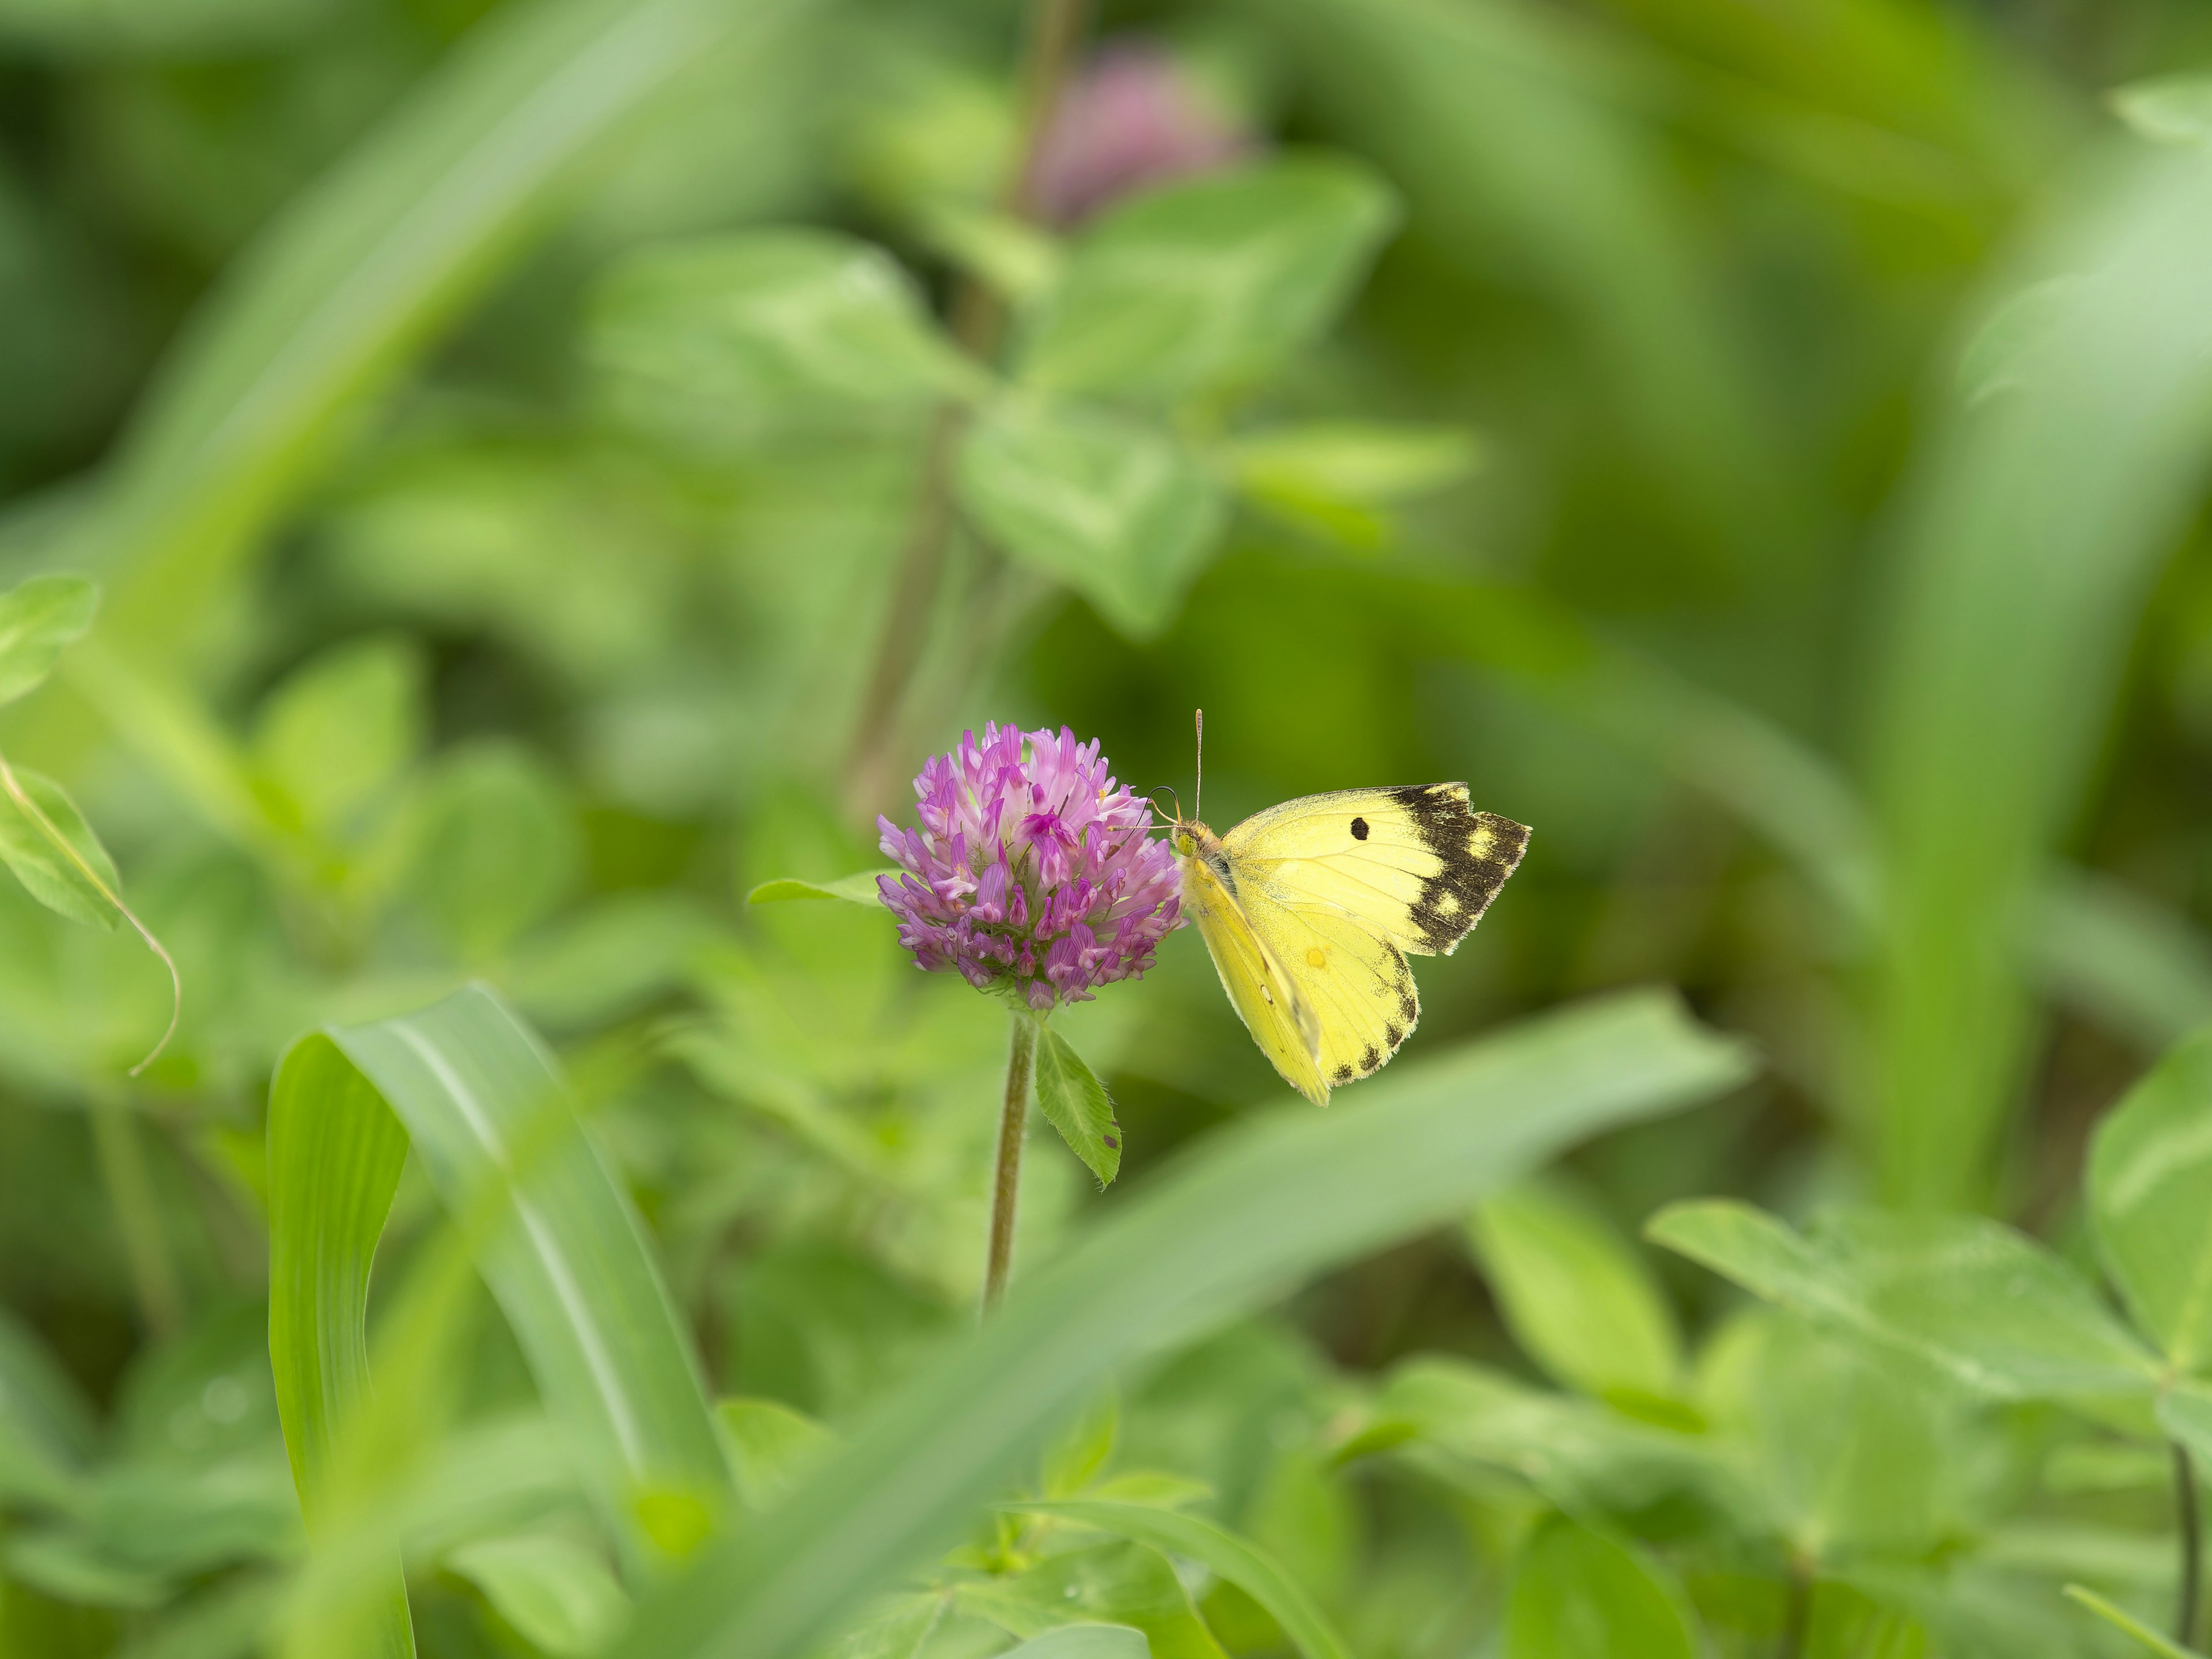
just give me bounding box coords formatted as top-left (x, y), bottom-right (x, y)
top-left (1194, 709), bottom-right (1205, 824)
top-left (1147, 785), bottom-right (1182, 830)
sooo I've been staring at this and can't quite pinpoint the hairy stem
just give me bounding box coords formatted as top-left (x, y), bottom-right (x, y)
top-left (842, 0), bottom-right (1089, 820)
top-left (90, 1089), bottom-right (184, 1340)
top-left (984, 1013), bottom-right (1039, 1313)
top-left (2179, 1441), bottom-right (2202, 1648)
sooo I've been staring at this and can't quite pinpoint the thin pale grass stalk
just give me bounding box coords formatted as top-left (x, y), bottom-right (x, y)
top-left (89, 1084), bottom-right (185, 1341)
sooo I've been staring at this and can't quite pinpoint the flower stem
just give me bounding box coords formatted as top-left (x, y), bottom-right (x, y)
top-left (2178, 1440), bottom-right (2202, 1647)
top-left (842, 0), bottom-right (1090, 820)
top-left (984, 1013), bottom-right (1039, 1313)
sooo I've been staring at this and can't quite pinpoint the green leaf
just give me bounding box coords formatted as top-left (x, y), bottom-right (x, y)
top-left (608, 989), bottom-right (1752, 1659)
top-left (1033, 1027), bottom-right (1122, 1187)
top-left (1698, 1309), bottom-right (1956, 1560)
top-left (444, 1533), bottom-right (631, 1658)
top-left (2112, 77), bottom-right (2212, 147)
top-left (268, 983), bottom-right (736, 1637)
top-left (1040, 1393), bottom-right (1118, 1500)
top-left (2089, 1027), bottom-right (2212, 1372)
top-left (0, 764), bottom-right (124, 930)
top-left (252, 637), bottom-right (425, 842)
top-left (1504, 1516), bottom-right (1699, 1659)
top-left (2061, 1585), bottom-right (2203, 1658)
top-left (1648, 1200), bottom-right (2159, 1400)
top-left (998, 1630), bottom-right (1150, 1659)
top-left (959, 1541), bottom-right (1223, 1659)
top-left (408, 743), bottom-right (582, 963)
top-left (85, 0), bottom-right (817, 655)
top-left (0, 575), bottom-right (96, 707)
top-left (1013, 1501), bottom-right (1351, 1659)
top-left (1466, 1178), bottom-right (1682, 1403)
top-left (957, 399), bottom-right (1228, 641)
top-left (1228, 421), bottom-right (1479, 548)
top-left (714, 1397), bottom-right (836, 1513)
top-left (589, 229), bottom-right (986, 441)
top-left (0, 0), bottom-right (338, 56)
top-left (745, 871), bottom-right (897, 906)
top-left (1017, 156), bottom-right (1399, 404)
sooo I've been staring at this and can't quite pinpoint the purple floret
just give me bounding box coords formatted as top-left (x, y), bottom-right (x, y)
top-left (877, 724), bottom-right (1183, 1012)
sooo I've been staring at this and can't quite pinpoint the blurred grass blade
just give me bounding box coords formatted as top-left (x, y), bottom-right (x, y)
top-left (2088, 1029), bottom-right (2212, 1371)
top-left (0, 1305), bottom-right (97, 1510)
top-left (2031, 875), bottom-right (2212, 1054)
top-left (998, 1630), bottom-right (1149, 1659)
top-left (79, 0), bottom-right (812, 653)
top-left (320, 984), bottom-right (733, 1566)
top-left (1505, 1517), bottom-right (1699, 1658)
top-left (1261, 0), bottom-right (1793, 578)
top-left (1867, 136), bottom-right (2212, 1207)
top-left (266, 1033), bottom-right (416, 1654)
top-left (1012, 1501), bottom-right (1347, 1659)
top-left (610, 988), bottom-right (1752, 1659)
top-left (2062, 1585), bottom-right (2202, 1658)
top-left (268, 982), bottom-right (732, 1635)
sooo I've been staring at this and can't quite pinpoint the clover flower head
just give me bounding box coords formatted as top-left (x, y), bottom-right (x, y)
top-left (1027, 39), bottom-right (1255, 226)
top-left (877, 724), bottom-right (1183, 1012)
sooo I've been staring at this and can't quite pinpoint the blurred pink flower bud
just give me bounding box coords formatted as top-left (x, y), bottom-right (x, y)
top-left (1028, 41), bottom-right (1253, 226)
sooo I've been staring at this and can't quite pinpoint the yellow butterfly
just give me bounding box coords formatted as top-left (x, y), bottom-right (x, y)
top-left (1168, 718), bottom-right (1529, 1106)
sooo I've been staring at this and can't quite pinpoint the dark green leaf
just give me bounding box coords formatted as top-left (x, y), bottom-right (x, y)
top-left (1505, 1516), bottom-right (1699, 1658)
top-left (2089, 1027), bottom-right (2212, 1372)
top-left (1017, 156), bottom-right (1398, 404)
top-left (0, 574), bottom-right (96, 706)
top-left (251, 637), bottom-right (424, 842)
top-left (1033, 1026), bottom-right (1122, 1186)
top-left (957, 399), bottom-right (1227, 641)
top-left (0, 764), bottom-right (123, 930)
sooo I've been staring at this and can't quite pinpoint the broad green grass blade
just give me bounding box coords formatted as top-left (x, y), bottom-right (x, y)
top-left (1866, 136), bottom-right (2212, 1207)
top-left (321, 984), bottom-right (732, 1568)
top-left (267, 980), bottom-right (732, 1654)
top-left (609, 988), bottom-right (1752, 1659)
top-left (78, 0), bottom-right (811, 654)
top-left (266, 1033), bottom-right (416, 1656)
top-left (2088, 1028), bottom-right (2212, 1372)
top-left (1013, 1501), bottom-right (1347, 1659)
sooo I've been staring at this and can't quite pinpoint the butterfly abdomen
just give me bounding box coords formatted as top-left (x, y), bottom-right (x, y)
top-left (1388, 785), bottom-right (1531, 955)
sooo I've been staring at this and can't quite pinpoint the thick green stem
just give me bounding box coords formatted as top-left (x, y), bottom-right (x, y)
top-left (90, 1089), bottom-right (184, 1341)
top-left (984, 1014), bottom-right (1039, 1314)
top-left (2179, 1441), bottom-right (2202, 1648)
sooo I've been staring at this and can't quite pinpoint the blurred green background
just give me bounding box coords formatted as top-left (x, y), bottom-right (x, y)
top-left (13, 0), bottom-right (2212, 1653)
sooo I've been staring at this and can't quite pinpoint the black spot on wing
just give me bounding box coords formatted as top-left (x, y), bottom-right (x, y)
top-left (1350, 816), bottom-right (1369, 840)
top-left (1361, 1044), bottom-right (1381, 1073)
top-left (1332, 1063), bottom-right (1354, 1084)
top-left (1385, 1023), bottom-right (1403, 1048)
top-left (1388, 786), bottom-right (1530, 955)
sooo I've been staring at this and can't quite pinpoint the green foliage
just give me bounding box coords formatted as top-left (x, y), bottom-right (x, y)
top-left (1031, 1024), bottom-right (1122, 1187)
top-left (17, 0), bottom-right (2212, 1650)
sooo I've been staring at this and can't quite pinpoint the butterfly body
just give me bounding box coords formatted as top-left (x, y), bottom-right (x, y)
top-left (1174, 785), bottom-right (1529, 1105)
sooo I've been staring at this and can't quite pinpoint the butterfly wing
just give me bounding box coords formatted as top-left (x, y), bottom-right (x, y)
top-left (1224, 785), bottom-right (1529, 956)
top-left (1180, 852), bottom-right (1330, 1105)
top-left (1221, 785), bottom-right (1528, 1101)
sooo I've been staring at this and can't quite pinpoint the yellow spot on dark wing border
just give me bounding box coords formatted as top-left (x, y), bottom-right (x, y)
top-left (1388, 786), bottom-right (1529, 955)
